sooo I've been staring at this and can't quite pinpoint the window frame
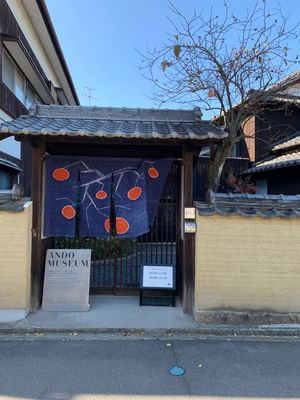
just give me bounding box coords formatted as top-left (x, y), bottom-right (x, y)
top-left (2, 48), bottom-right (41, 108)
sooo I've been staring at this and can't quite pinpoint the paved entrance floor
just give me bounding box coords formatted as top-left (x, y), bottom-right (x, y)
top-left (13, 296), bottom-right (200, 331)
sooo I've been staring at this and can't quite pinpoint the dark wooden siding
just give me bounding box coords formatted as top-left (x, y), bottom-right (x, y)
top-left (0, 82), bottom-right (28, 119)
top-left (0, 0), bottom-right (51, 90)
top-left (255, 107), bottom-right (300, 162)
top-left (193, 157), bottom-right (251, 200)
top-left (253, 166), bottom-right (300, 195)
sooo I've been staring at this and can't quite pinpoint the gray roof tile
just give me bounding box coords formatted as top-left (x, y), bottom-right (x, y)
top-left (0, 194), bottom-right (31, 212)
top-left (244, 151), bottom-right (300, 173)
top-left (267, 70), bottom-right (300, 92)
top-left (0, 104), bottom-right (226, 141)
top-left (272, 134), bottom-right (300, 152)
top-left (265, 94), bottom-right (300, 105)
top-left (195, 192), bottom-right (300, 219)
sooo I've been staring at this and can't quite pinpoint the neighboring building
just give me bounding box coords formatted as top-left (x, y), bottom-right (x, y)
top-left (240, 72), bottom-right (300, 195)
top-left (241, 70), bottom-right (300, 162)
top-left (244, 131), bottom-right (300, 195)
top-left (0, 149), bottom-right (21, 190)
top-left (207, 70), bottom-right (300, 196)
top-left (0, 0), bottom-right (79, 192)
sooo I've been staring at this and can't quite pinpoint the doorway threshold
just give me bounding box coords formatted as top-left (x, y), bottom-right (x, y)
top-left (20, 296), bottom-right (199, 331)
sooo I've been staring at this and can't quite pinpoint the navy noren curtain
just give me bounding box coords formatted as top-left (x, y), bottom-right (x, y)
top-left (44, 156), bottom-right (173, 238)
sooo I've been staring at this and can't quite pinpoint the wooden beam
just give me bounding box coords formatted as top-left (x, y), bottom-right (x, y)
top-left (181, 146), bottom-right (195, 314)
top-left (30, 141), bottom-right (45, 311)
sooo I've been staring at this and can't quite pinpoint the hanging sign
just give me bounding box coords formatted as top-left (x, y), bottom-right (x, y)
top-left (42, 249), bottom-right (91, 311)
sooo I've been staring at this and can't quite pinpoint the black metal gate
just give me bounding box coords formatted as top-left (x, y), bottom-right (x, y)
top-left (54, 162), bottom-right (179, 295)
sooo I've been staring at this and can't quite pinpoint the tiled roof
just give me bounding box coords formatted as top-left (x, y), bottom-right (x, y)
top-left (195, 192), bottom-right (300, 219)
top-left (272, 133), bottom-right (300, 152)
top-left (264, 93), bottom-right (300, 105)
top-left (244, 151), bottom-right (300, 174)
top-left (0, 104), bottom-right (226, 141)
top-left (267, 70), bottom-right (300, 92)
top-left (0, 194), bottom-right (31, 212)
top-left (0, 151), bottom-right (22, 170)
top-left (0, 158), bottom-right (21, 172)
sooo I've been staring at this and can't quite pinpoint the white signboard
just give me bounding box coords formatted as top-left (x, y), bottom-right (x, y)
top-left (42, 249), bottom-right (91, 312)
top-left (141, 265), bottom-right (175, 289)
top-left (184, 207), bottom-right (196, 219)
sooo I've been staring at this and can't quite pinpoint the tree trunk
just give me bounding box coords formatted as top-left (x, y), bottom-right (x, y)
top-left (205, 141), bottom-right (233, 195)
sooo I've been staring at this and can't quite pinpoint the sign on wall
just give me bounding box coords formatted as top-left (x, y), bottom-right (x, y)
top-left (42, 249), bottom-right (91, 311)
top-left (141, 265), bottom-right (175, 290)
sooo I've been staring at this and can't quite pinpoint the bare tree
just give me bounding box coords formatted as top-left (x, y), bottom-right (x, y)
top-left (141, 1), bottom-right (300, 194)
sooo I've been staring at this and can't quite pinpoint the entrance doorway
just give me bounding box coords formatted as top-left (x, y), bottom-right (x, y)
top-left (54, 162), bottom-right (179, 295)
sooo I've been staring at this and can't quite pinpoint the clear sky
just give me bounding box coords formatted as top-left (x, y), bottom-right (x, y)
top-left (45, 0), bottom-right (300, 109)
top-left (1, 0), bottom-right (300, 157)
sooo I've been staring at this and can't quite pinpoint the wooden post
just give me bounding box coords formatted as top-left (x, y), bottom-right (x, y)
top-left (30, 141), bottom-right (45, 311)
top-left (181, 146), bottom-right (195, 314)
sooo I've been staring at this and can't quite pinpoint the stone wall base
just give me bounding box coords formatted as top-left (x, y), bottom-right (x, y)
top-left (0, 309), bottom-right (28, 323)
top-left (194, 310), bottom-right (300, 325)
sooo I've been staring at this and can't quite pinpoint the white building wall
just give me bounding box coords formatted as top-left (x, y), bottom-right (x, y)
top-left (6, 0), bottom-right (60, 87)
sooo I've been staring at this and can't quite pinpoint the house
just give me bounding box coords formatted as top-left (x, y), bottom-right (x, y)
top-left (0, 0), bottom-right (79, 192)
top-left (244, 131), bottom-right (300, 195)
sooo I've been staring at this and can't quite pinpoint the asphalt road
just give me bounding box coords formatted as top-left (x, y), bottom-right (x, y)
top-left (0, 335), bottom-right (300, 399)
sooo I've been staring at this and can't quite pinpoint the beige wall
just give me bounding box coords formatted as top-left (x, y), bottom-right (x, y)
top-left (0, 203), bottom-right (32, 311)
top-left (195, 214), bottom-right (300, 316)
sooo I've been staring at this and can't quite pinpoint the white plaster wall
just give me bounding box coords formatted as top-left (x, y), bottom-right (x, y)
top-left (6, 0), bottom-right (60, 87)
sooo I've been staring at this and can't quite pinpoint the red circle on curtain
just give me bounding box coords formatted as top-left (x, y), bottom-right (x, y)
top-left (127, 186), bottom-right (142, 201)
top-left (52, 168), bottom-right (70, 181)
top-left (104, 218), bottom-right (110, 233)
top-left (61, 205), bottom-right (76, 219)
top-left (148, 167), bottom-right (159, 179)
top-left (104, 217), bottom-right (129, 235)
top-left (96, 190), bottom-right (107, 200)
top-left (116, 217), bottom-right (129, 235)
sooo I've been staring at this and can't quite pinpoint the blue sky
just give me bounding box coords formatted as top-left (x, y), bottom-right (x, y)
top-left (2, 0), bottom-right (300, 157)
top-left (46, 0), bottom-right (300, 109)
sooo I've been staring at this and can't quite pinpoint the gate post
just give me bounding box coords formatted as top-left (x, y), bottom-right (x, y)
top-left (30, 140), bottom-right (45, 311)
top-left (181, 146), bottom-right (195, 314)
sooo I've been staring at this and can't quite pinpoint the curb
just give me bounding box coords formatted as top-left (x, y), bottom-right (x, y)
top-left (0, 326), bottom-right (300, 338)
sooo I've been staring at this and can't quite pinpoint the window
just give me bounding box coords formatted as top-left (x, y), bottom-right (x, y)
top-left (2, 51), bottom-right (15, 92)
top-left (2, 50), bottom-right (41, 108)
top-left (15, 69), bottom-right (26, 104)
top-left (26, 83), bottom-right (39, 108)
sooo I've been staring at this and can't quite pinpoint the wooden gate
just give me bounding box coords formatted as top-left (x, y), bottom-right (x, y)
top-left (54, 162), bottom-right (179, 295)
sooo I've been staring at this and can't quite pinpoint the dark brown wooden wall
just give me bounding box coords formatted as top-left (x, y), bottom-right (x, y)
top-left (193, 157), bottom-right (251, 200)
top-left (255, 107), bottom-right (300, 162)
top-left (0, 0), bottom-right (51, 97)
top-left (254, 166), bottom-right (300, 195)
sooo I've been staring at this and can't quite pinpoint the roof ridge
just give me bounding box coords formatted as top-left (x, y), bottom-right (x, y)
top-left (29, 104), bottom-right (201, 122)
